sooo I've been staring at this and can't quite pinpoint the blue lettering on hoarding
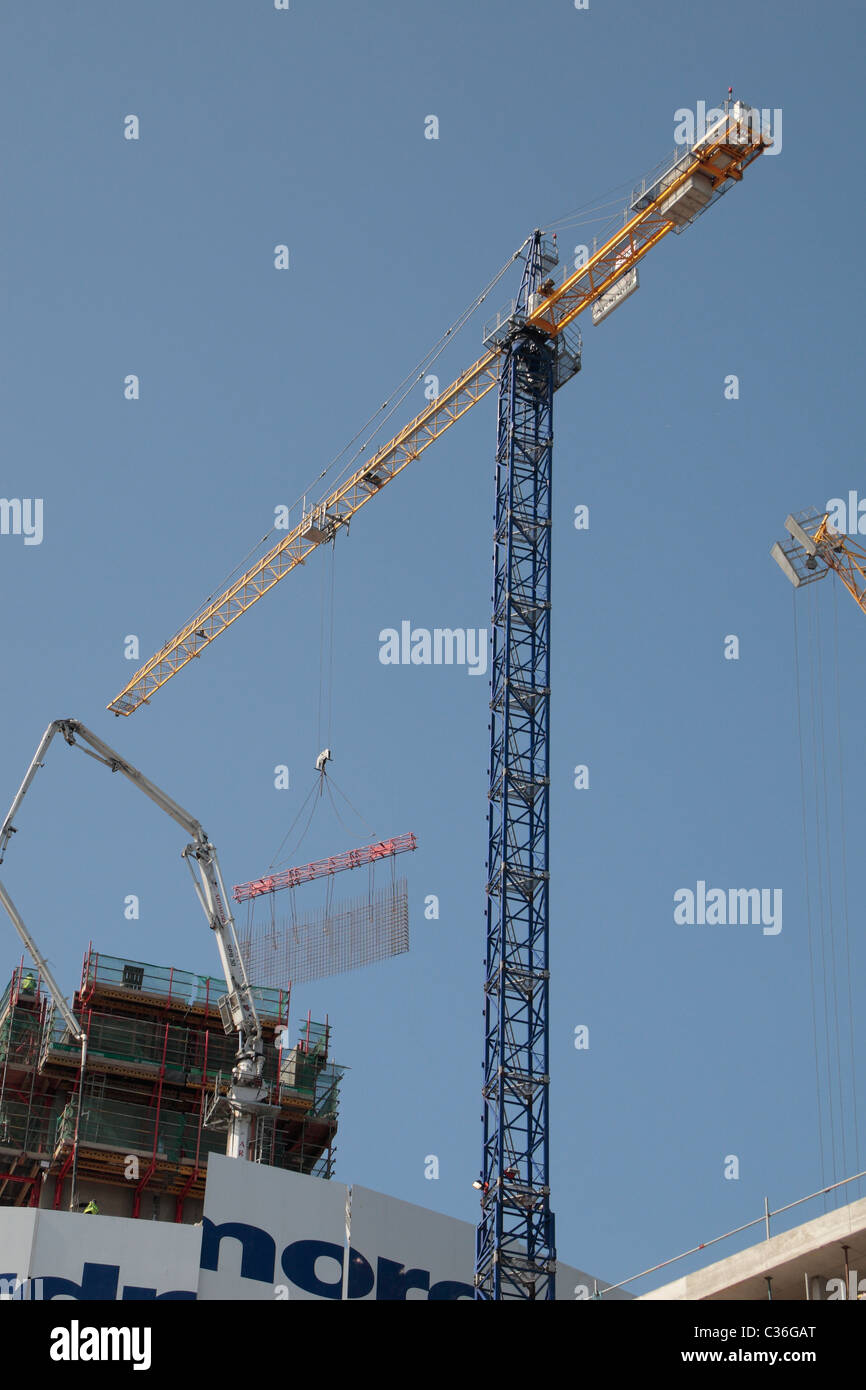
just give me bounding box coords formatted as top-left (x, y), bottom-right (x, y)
top-left (122, 1285), bottom-right (197, 1300)
top-left (1, 1262), bottom-right (196, 1300)
top-left (201, 1219), bottom-right (473, 1299)
top-left (428, 1279), bottom-right (474, 1300)
top-left (281, 1239), bottom-right (375, 1299)
top-left (6, 1224), bottom-right (474, 1301)
top-left (200, 1218), bottom-right (276, 1282)
top-left (376, 1257), bottom-right (429, 1299)
top-left (40, 1263), bottom-right (120, 1301)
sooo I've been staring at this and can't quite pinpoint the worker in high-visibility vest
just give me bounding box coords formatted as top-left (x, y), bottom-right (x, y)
top-left (83, 1200), bottom-right (99, 1215)
top-left (20, 971), bottom-right (36, 995)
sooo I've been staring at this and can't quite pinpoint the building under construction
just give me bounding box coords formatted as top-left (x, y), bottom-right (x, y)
top-left (0, 946), bottom-right (344, 1222)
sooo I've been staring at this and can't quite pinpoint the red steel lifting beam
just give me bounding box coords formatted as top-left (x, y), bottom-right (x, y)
top-left (233, 832), bottom-right (417, 903)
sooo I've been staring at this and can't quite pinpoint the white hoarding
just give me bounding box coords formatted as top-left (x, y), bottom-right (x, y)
top-left (0, 1208), bottom-right (201, 1300)
top-left (0, 1156), bottom-right (629, 1299)
top-left (198, 1155), bottom-right (348, 1301)
top-left (199, 1156), bottom-right (629, 1300)
top-left (0, 1209), bottom-right (38, 1298)
top-left (343, 1184), bottom-right (474, 1300)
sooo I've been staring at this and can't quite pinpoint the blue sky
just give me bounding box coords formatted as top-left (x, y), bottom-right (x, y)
top-left (1, 0), bottom-right (865, 1294)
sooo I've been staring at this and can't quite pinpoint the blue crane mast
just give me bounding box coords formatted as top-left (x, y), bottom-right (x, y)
top-left (477, 233), bottom-right (565, 1300)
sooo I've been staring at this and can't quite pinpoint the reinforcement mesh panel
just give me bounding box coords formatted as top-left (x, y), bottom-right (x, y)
top-left (240, 879), bottom-right (409, 987)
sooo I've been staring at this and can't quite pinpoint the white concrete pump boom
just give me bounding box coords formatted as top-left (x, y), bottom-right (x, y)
top-left (0, 717), bottom-right (268, 1161)
top-left (0, 878), bottom-right (84, 1044)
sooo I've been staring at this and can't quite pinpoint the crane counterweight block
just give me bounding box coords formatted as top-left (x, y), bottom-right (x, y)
top-left (772, 510), bottom-right (866, 615)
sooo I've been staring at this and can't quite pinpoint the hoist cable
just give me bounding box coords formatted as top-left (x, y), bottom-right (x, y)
top-left (815, 583), bottom-right (847, 1182)
top-left (832, 580), bottom-right (862, 1193)
top-left (793, 590), bottom-right (827, 1200)
top-left (806, 586), bottom-right (838, 1188)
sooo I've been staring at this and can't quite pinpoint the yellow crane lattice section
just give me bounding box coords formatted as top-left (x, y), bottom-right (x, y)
top-left (109, 105), bottom-right (768, 716)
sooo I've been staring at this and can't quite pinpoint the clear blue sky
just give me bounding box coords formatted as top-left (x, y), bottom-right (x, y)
top-left (1, 0), bottom-right (864, 1294)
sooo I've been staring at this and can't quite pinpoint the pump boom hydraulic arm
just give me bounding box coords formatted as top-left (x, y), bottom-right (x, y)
top-left (0, 718), bottom-right (266, 1159)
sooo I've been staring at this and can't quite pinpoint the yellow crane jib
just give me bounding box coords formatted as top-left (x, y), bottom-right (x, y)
top-left (107, 348), bottom-right (502, 716)
top-left (108, 99), bottom-right (769, 717)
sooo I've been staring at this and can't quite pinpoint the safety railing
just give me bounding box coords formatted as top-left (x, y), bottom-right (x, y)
top-left (597, 1167), bottom-right (866, 1297)
top-left (81, 947), bottom-right (289, 1023)
top-left (54, 1089), bottom-right (223, 1167)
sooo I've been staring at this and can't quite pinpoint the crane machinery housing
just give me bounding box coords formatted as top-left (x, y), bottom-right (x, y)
top-left (99, 97), bottom-right (770, 1299)
top-left (772, 511), bottom-right (866, 616)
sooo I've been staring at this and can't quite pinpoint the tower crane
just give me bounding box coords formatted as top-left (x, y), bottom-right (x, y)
top-left (104, 100), bottom-right (770, 1298)
top-left (0, 719), bottom-right (270, 1162)
top-left (771, 511), bottom-right (866, 616)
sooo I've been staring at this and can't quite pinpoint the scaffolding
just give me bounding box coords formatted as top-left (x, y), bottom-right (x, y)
top-left (0, 962), bottom-right (52, 1179)
top-left (0, 946), bottom-right (345, 1218)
